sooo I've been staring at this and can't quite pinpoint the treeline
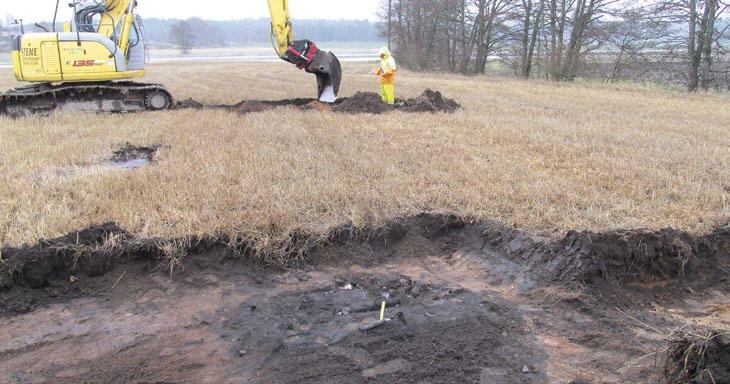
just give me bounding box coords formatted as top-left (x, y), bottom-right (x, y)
top-left (0, 17), bottom-right (380, 53)
top-left (381, 0), bottom-right (729, 91)
top-left (0, 19), bottom-right (12, 53)
top-left (143, 17), bottom-right (380, 47)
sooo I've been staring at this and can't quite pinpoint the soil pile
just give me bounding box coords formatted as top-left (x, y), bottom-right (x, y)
top-left (331, 90), bottom-right (461, 114)
top-left (664, 330), bottom-right (730, 384)
top-left (332, 92), bottom-right (394, 114)
top-left (401, 89), bottom-right (461, 113)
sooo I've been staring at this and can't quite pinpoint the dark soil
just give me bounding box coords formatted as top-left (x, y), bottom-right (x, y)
top-left (173, 90), bottom-right (461, 115)
top-left (1, 215), bottom-right (728, 384)
top-left (481, 221), bottom-right (729, 288)
top-left (1, 223), bottom-right (129, 289)
top-left (174, 98), bottom-right (206, 109)
top-left (331, 91), bottom-right (395, 114)
top-left (174, 97), bottom-right (317, 113)
top-left (400, 89), bottom-right (461, 113)
top-left (110, 142), bottom-right (163, 163)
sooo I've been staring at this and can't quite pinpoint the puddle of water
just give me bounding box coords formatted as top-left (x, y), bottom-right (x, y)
top-left (108, 158), bottom-right (151, 170)
top-left (32, 159), bottom-right (151, 184)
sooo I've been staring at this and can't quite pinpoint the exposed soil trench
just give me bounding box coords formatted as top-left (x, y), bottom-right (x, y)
top-left (174, 90), bottom-right (461, 115)
top-left (1, 216), bottom-right (728, 384)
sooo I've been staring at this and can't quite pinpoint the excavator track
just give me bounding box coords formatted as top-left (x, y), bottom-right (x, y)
top-left (0, 81), bottom-right (173, 118)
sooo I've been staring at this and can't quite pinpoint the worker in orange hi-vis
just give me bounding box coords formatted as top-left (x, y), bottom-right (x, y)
top-left (376, 47), bottom-right (397, 105)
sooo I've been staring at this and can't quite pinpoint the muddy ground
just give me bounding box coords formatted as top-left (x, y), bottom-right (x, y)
top-left (174, 90), bottom-right (461, 115)
top-left (1, 215), bottom-right (728, 384)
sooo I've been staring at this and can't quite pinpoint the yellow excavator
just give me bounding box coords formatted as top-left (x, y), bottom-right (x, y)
top-left (0, 0), bottom-right (342, 116)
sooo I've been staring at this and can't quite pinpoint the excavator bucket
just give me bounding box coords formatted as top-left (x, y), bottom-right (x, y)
top-left (306, 51), bottom-right (342, 103)
top-left (277, 40), bottom-right (343, 102)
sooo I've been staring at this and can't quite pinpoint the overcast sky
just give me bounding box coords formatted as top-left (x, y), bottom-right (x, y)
top-left (3, 0), bottom-right (382, 23)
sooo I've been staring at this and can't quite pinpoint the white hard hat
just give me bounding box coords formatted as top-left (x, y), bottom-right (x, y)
top-left (379, 47), bottom-right (391, 57)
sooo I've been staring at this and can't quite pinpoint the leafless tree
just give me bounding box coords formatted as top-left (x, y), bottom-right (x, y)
top-left (601, 6), bottom-right (673, 82)
top-left (381, 0), bottom-right (518, 73)
top-left (655, 0), bottom-right (728, 90)
top-left (169, 20), bottom-right (195, 55)
top-left (0, 19), bottom-right (11, 53)
top-left (518, 0), bottom-right (546, 78)
top-left (549, 0), bottom-right (619, 80)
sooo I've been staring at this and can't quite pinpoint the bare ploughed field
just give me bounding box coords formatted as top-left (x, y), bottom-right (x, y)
top-left (1, 62), bottom-right (728, 383)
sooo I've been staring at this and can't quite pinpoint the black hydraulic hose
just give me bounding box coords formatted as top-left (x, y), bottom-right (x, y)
top-left (73, 2), bottom-right (81, 45)
top-left (52, 0), bottom-right (60, 32)
top-left (74, 1), bottom-right (107, 33)
top-left (108, 15), bottom-right (118, 58)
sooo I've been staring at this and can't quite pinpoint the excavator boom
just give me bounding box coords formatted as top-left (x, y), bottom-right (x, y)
top-left (268, 0), bottom-right (294, 57)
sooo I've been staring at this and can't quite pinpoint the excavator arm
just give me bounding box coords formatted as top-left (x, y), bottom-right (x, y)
top-left (267, 0), bottom-right (342, 102)
top-left (102, 0), bottom-right (137, 56)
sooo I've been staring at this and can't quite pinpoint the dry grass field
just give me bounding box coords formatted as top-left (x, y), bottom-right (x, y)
top-left (1, 62), bottom-right (728, 255)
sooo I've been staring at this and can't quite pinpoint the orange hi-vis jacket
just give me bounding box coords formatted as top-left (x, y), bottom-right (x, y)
top-left (377, 53), bottom-right (397, 85)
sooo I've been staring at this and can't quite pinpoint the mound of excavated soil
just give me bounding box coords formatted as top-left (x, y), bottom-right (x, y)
top-left (664, 330), bottom-right (730, 384)
top-left (332, 90), bottom-right (461, 114)
top-left (332, 92), bottom-right (395, 114)
top-left (401, 89), bottom-right (461, 113)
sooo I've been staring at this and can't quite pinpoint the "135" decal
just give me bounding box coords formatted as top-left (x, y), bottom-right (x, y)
top-left (69, 60), bottom-right (100, 67)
